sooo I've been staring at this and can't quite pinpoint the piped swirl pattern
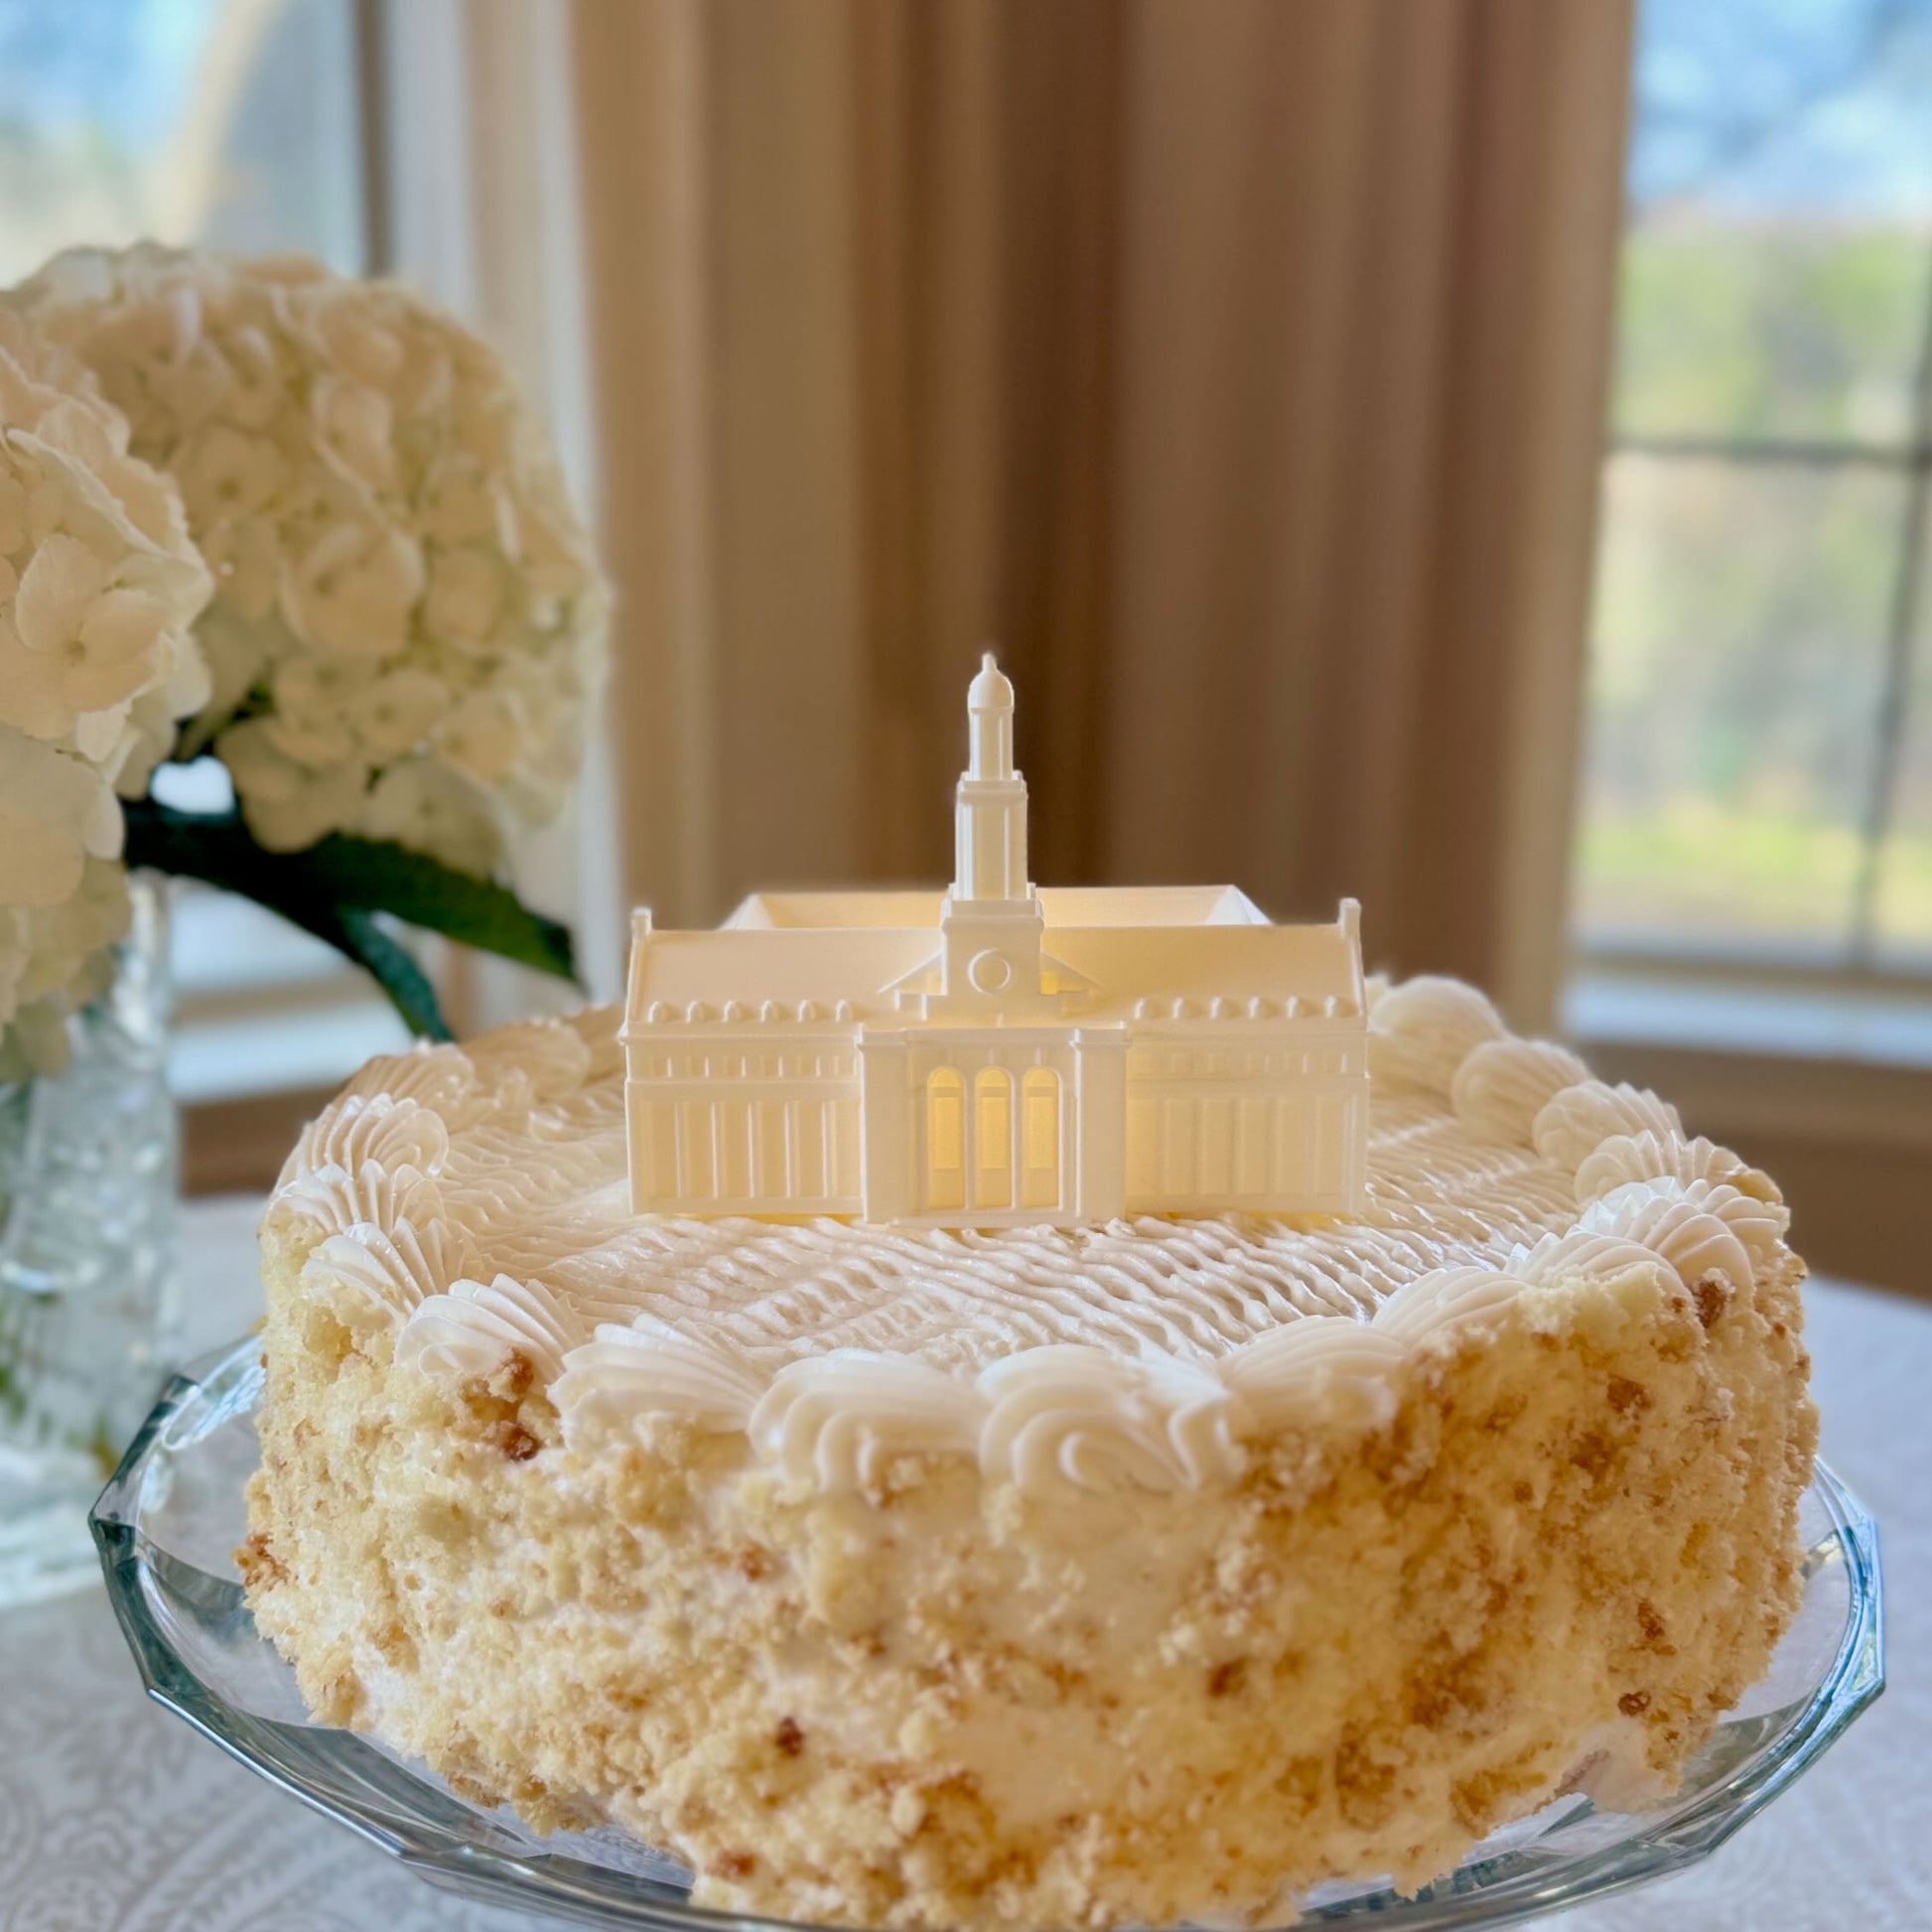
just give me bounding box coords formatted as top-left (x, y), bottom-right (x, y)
top-left (265, 991), bottom-right (1790, 1500)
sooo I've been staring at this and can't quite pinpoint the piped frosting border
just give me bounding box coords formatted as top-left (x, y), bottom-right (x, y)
top-left (265, 984), bottom-right (1789, 1502)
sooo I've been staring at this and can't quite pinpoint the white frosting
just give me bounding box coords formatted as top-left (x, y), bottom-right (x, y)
top-left (395, 1273), bottom-right (585, 1384)
top-left (1579, 1182), bottom-right (1754, 1296)
top-left (1533, 1081), bottom-right (1685, 1172)
top-left (300, 1217), bottom-right (473, 1332)
top-left (555, 1317), bottom-right (764, 1443)
top-left (1506, 1227), bottom-right (1671, 1291)
top-left (977, 1348), bottom-right (1245, 1498)
top-left (1575, 1129), bottom-right (1776, 1205)
top-left (1365, 976), bottom-right (1505, 1093)
top-left (337, 1040), bottom-right (489, 1124)
top-left (751, 1354), bottom-right (986, 1493)
top-left (280, 1093), bottom-right (450, 1192)
top-left (1449, 1039), bottom-right (1591, 1146)
top-left (1374, 1265), bottom-right (1531, 1342)
top-left (277, 1159), bottom-right (442, 1239)
top-left (465, 1018), bottom-right (597, 1117)
top-left (269, 996), bottom-right (1794, 1501)
top-left (1218, 1321), bottom-right (1407, 1432)
top-left (1678, 1177), bottom-right (1790, 1266)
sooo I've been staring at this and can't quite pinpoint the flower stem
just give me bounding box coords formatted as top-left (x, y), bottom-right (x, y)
top-left (0, 1079), bottom-right (38, 1428)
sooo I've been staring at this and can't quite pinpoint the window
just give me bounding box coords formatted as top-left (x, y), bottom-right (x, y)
top-left (1021, 1067), bottom-right (1060, 1210)
top-left (1573, 0), bottom-right (1932, 1004)
top-left (925, 1068), bottom-right (966, 1211)
top-left (0, 0), bottom-right (408, 1111)
top-left (0, 0), bottom-right (366, 285)
top-left (974, 1067), bottom-right (1014, 1210)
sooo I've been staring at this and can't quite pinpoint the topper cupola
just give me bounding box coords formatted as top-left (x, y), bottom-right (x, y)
top-left (953, 651), bottom-right (1030, 907)
top-left (966, 650), bottom-right (1015, 774)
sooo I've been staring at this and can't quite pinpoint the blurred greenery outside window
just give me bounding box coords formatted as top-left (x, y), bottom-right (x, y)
top-left (1574, 0), bottom-right (1932, 1028)
top-left (0, 0), bottom-right (410, 1100)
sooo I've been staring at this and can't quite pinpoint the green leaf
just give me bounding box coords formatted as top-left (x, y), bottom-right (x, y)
top-left (121, 800), bottom-right (580, 1040)
top-left (324, 906), bottom-right (454, 1042)
top-left (296, 834), bottom-right (577, 981)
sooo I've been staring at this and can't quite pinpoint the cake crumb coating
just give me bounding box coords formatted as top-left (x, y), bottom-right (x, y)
top-left (244, 1064), bottom-right (1815, 1931)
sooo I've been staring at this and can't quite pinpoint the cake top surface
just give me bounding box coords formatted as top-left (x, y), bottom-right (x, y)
top-left (264, 975), bottom-right (1789, 1500)
top-left (285, 1009), bottom-right (1561, 1374)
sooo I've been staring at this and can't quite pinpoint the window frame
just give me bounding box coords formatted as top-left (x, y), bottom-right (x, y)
top-left (1571, 7), bottom-right (1932, 1017)
top-left (1579, 352), bottom-right (1932, 991)
top-left (1563, 8), bottom-right (1932, 1293)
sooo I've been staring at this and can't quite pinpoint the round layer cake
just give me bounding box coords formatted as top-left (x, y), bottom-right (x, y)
top-left (241, 976), bottom-right (1816, 1931)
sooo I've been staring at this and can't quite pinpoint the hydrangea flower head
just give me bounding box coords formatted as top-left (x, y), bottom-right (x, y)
top-left (8, 245), bottom-right (610, 878)
top-left (0, 312), bottom-right (211, 1068)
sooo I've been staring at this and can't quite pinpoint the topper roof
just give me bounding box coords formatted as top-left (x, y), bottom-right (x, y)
top-left (626, 902), bottom-right (1361, 1026)
top-left (722, 883), bottom-right (1271, 931)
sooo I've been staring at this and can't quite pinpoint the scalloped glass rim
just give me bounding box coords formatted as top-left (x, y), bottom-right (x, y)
top-left (91, 1335), bottom-right (1883, 1932)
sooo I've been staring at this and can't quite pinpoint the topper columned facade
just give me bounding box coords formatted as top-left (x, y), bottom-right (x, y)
top-left (621, 656), bottom-right (1368, 1226)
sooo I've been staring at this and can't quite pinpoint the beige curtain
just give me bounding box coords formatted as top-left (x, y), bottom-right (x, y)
top-left (568, 0), bottom-right (1632, 1029)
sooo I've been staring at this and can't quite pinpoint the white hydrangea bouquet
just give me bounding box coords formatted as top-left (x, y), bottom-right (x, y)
top-left (0, 308), bottom-right (212, 1077)
top-left (0, 243), bottom-right (608, 1058)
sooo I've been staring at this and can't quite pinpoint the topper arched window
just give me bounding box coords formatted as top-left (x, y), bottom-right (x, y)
top-left (925, 1067), bottom-right (965, 1211)
top-left (1021, 1066), bottom-right (1060, 1210)
top-left (973, 1066), bottom-right (1014, 1210)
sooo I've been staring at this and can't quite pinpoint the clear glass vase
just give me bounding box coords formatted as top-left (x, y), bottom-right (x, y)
top-left (0, 874), bottom-right (178, 1606)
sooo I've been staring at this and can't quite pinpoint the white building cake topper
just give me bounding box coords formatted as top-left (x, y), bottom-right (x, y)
top-left (622, 655), bottom-right (1367, 1226)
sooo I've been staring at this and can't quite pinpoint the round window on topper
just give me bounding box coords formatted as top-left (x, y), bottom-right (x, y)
top-left (969, 949), bottom-right (1014, 994)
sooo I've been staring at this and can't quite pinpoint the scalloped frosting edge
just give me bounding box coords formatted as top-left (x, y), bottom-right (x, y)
top-left (267, 992), bottom-right (1792, 1503)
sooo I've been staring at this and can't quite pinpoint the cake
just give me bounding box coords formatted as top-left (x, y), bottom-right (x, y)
top-left (241, 667), bottom-right (1816, 1930)
top-left (241, 987), bottom-right (1814, 1929)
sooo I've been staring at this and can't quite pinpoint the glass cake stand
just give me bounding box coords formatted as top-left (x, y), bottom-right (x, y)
top-left (91, 1335), bottom-right (1884, 1932)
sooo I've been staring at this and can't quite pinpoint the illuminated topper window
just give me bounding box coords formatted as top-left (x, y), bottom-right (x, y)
top-left (621, 656), bottom-right (1368, 1226)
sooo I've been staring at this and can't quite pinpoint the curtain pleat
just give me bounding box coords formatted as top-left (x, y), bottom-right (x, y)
top-left (569, 0), bottom-right (1632, 1026)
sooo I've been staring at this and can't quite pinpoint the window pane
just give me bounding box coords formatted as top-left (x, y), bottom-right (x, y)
top-left (1613, 0), bottom-right (1932, 444)
top-left (1575, 453), bottom-right (1902, 958)
top-left (172, 888), bottom-right (348, 997)
top-left (0, 0), bottom-right (365, 287)
top-left (1872, 517), bottom-right (1932, 967)
top-left (0, 0), bottom-right (376, 1109)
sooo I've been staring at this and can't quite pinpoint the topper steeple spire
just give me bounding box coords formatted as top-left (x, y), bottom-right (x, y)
top-left (953, 651), bottom-right (1031, 909)
top-left (966, 650), bottom-right (1015, 777)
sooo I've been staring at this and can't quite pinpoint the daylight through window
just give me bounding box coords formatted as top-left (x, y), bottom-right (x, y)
top-left (1575, 0), bottom-right (1932, 980)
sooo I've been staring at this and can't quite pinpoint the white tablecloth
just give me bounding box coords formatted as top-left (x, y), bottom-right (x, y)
top-left (1, 1196), bottom-right (1923, 1932)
